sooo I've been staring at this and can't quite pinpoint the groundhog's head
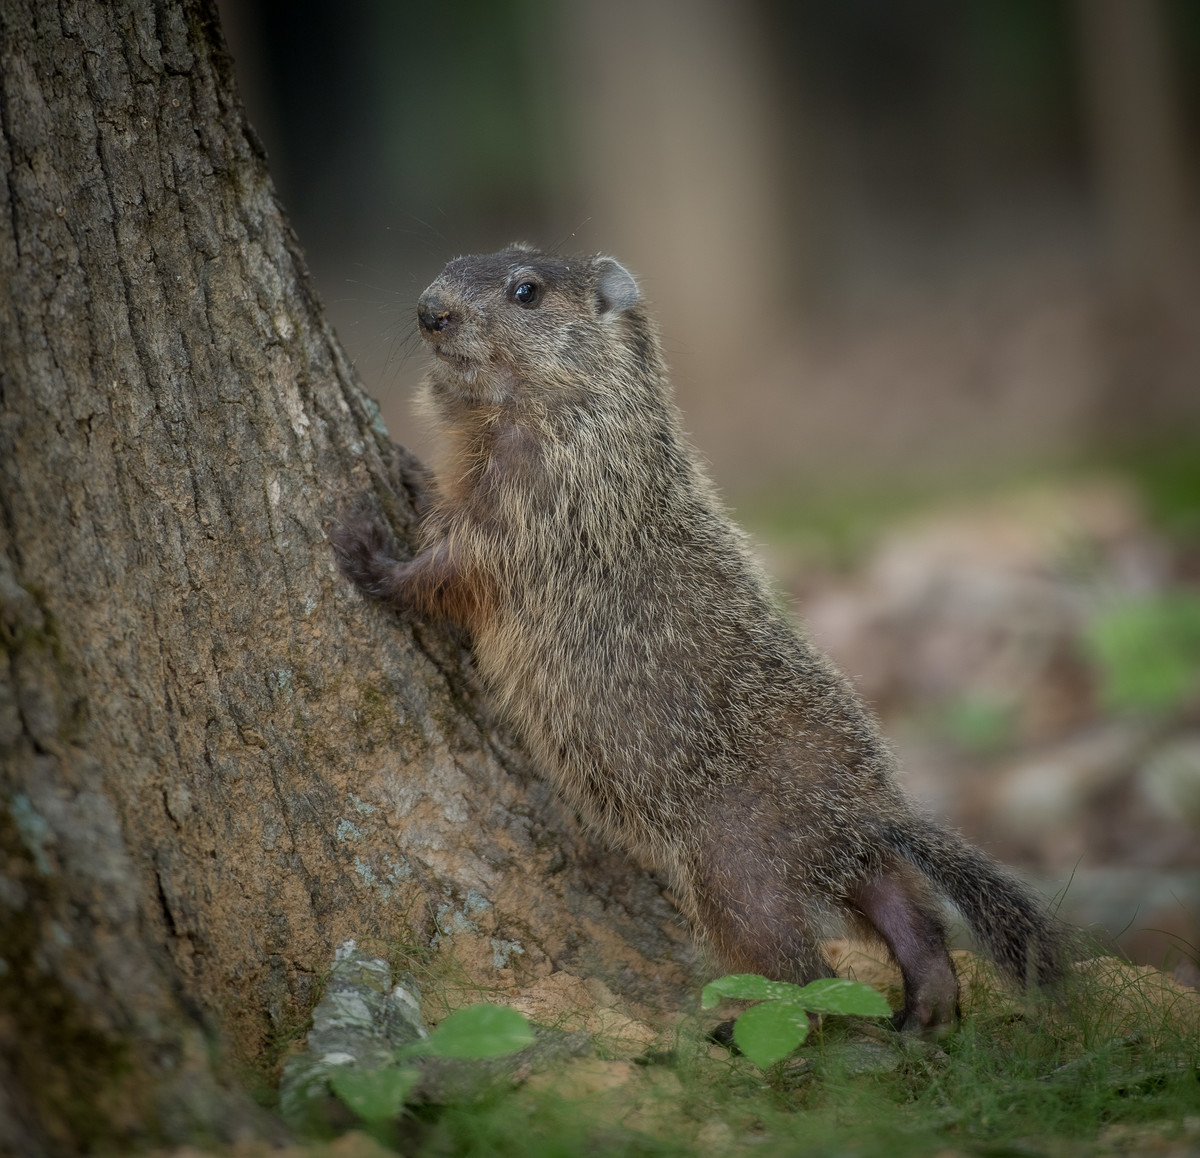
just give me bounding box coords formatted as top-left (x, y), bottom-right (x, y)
top-left (416, 246), bottom-right (662, 409)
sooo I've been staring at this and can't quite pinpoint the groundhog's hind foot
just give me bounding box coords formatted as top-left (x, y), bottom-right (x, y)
top-left (892, 943), bottom-right (959, 1037)
top-left (891, 985), bottom-right (959, 1038)
top-left (849, 868), bottom-right (961, 1036)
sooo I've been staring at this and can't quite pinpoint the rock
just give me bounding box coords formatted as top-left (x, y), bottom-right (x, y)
top-left (1138, 734), bottom-right (1200, 829)
top-left (988, 722), bottom-right (1151, 859)
top-left (491, 969), bottom-right (662, 1052)
top-left (279, 941), bottom-right (427, 1136)
top-left (800, 479), bottom-right (1168, 746)
top-left (279, 942), bottom-right (597, 1133)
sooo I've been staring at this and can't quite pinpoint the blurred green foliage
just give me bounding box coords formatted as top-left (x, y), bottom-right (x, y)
top-left (371, 0), bottom-right (570, 234)
top-left (330, 1063), bottom-right (418, 1130)
top-left (1085, 591), bottom-right (1200, 714)
top-left (942, 696), bottom-right (1017, 755)
top-left (1118, 444), bottom-right (1200, 544)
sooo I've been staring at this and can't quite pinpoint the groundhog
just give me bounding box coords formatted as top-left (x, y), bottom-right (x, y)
top-left (331, 244), bottom-right (1064, 1032)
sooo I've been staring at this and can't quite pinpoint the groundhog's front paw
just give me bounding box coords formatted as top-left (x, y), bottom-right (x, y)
top-left (329, 514), bottom-right (400, 598)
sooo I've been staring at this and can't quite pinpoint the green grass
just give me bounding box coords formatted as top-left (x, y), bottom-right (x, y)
top-left (426, 1014), bottom-right (1196, 1156)
top-left (304, 955), bottom-right (1199, 1158)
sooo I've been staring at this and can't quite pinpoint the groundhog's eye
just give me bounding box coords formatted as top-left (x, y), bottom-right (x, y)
top-left (512, 281), bottom-right (541, 307)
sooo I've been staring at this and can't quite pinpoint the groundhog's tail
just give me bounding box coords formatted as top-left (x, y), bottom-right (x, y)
top-left (872, 814), bottom-right (1066, 988)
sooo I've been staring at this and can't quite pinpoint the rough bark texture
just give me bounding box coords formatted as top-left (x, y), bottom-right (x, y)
top-left (0, 3), bottom-right (694, 1153)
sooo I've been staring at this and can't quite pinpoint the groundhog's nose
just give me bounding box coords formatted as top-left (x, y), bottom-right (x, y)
top-left (417, 293), bottom-right (456, 337)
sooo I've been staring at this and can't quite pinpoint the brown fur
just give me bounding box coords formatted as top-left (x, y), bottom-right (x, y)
top-left (331, 245), bottom-right (1064, 1032)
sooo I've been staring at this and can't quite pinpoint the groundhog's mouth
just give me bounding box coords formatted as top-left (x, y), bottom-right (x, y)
top-left (433, 348), bottom-right (473, 370)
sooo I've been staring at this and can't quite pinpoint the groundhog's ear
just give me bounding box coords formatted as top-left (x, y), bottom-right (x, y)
top-left (594, 257), bottom-right (640, 315)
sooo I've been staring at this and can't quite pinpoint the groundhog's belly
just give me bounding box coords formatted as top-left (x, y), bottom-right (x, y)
top-left (471, 602), bottom-right (751, 821)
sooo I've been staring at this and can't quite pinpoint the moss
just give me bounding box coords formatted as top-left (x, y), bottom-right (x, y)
top-left (0, 809), bottom-right (147, 1150)
top-left (352, 681), bottom-right (427, 760)
top-left (0, 603), bottom-right (52, 659)
top-left (357, 682), bottom-right (395, 733)
top-left (250, 972), bottom-right (329, 1105)
top-left (0, 581), bottom-right (88, 742)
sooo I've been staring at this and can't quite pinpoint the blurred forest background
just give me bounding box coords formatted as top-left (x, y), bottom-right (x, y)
top-left (216, 0), bottom-right (1200, 974)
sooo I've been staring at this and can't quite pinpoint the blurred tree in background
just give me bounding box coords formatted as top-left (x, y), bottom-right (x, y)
top-left (220, 0), bottom-right (1200, 491)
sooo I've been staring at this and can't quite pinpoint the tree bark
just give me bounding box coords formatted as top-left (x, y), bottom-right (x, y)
top-left (0, 3), bottom-right (693, 1152)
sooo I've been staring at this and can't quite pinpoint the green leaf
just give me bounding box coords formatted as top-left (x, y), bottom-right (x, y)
top-left (425, 1004), bottom-right (535, 1059)
top-left (329, 1064), bottom-right (419, 1123)
top-left (790, 977), bottom-right (893, 1017)
top-left (732, 1001), bottom-right (810, 1069)
top-left (701, 973), bottom-right (811, 1010)
top-left (702, 973), bottom-right (892, 1021)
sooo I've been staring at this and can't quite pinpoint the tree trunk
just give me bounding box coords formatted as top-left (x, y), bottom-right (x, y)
top-left (0, 3), bottom-right (693, 1152)
top-left (1071, 0), bottom-right (1200, 440)
top-left (1073, 0), bottom-right (1191, 287)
